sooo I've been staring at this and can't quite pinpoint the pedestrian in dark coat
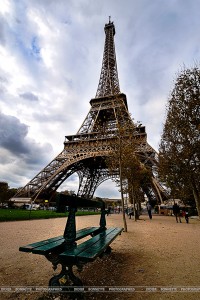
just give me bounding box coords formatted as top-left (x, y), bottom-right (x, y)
top-left (147, 202), bottom-right (152, 219)
top-left (173, 203), bottom-right (181, 223)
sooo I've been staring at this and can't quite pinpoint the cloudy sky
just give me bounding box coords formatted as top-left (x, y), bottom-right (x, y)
top-left (0, 0), bottom-right (200, 198)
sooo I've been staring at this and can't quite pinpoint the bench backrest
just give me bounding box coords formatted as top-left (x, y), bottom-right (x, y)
top-left (56, 194), bottom-right (105, 212)
top-left (56, 194), bottom-right (107, 247)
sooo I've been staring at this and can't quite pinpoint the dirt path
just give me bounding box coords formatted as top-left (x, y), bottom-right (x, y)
top-left (0, 213), bottom-right (200, 300)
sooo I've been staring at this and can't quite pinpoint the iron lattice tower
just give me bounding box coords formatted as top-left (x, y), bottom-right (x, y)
top-left (12, 19), bottom-right (168, 203)
top-left (96, 20), bottom-right (120, 97)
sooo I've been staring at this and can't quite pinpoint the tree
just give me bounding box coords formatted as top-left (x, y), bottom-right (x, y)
top-left (0, 182), bottom-right (9, 205)
top-left (105, 125), bottom-right (130, 231)
top-left (106, 124), bottom-right (152, 227)
top-left (0, 182), bottom-right (18, 206)
top-left (159, 67), bottom-right (200, 217)
top-left (123, 155), bottom-right (147, 221)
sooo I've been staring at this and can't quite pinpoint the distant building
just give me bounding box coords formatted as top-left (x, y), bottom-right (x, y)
top-left (94, 197), bottom-right (121, 208)
top-left (9, 198), bottom-right (32, 208)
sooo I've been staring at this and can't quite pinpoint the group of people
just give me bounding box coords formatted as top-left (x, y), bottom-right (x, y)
top-left (109, 202), bottom-right (189, 223)
top-left (127, 202), bottom-right (153, 220)
top-left (172, 203), bottom-right (189, 223)
top-left (127, 202), bottom-right (189, 223)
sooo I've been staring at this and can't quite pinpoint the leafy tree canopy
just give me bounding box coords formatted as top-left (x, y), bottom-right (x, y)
top-left (159, 66), bottom-right (200, 216)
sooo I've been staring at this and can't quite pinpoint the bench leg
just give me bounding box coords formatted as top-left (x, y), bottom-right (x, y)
top-left (66, 265), bottom-right (83, 286)
top-left (99, 245), bottom-right (112, 258)
top-left (49, 264), bottom-right (83, 287)
top-left (105, 245), bottom-right (112, 254)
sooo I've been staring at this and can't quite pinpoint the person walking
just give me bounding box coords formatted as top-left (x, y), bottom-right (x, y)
top-left (128, 207), bottom-right (134, 219)
top-left (107, 206), bottom-right (111, 216)
top-left (146, 202), bottom-right (152, 219)
top-left (173, 203), bottom-right (181, 223)
top-left (185, 210), bottom-right (189, 223)
top-left (182, 208), bottom-right (189, 223)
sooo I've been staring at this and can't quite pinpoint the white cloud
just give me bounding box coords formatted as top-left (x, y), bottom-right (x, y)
top-left (94, 180), bottom-right (121, 199)
top-left (0, 0), bottom-right (11, 15)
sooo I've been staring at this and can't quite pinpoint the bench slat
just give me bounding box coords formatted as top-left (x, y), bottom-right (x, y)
top-left (19, 227), bottom-right (99, 254)
top-left (78, 227), bottom-right (123, 261)
top-left (60, 228), bottom-right (115, 259)
top-left (19, 235), bottom-right (64, 252)
top-left (59, 227), bottom-right (123, 263)
top-left (32, 227), bottom-right (100, 255)
top-left (75, 227), bottom-right (100, 240)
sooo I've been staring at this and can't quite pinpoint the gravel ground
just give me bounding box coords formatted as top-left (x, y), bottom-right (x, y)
top-left (0, 213), bottom-right (200, 300)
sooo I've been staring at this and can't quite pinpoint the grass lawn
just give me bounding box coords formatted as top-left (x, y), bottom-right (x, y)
top-left (0, 208), bottom-right (100, 222)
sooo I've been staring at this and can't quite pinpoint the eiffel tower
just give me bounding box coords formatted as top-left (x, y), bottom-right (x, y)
top-left (13, 19), bottom-right (167, 203)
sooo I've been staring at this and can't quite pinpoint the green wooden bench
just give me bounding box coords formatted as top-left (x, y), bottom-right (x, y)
top-left (19, 194), bottom-right (123, 287)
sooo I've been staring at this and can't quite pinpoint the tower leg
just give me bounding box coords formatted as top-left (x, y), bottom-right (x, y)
top-left (77, 167), bottom-right (101, 198)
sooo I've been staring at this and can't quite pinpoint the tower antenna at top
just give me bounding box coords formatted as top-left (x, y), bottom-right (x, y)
top-left (96, 18), bottom-right (119, 98)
